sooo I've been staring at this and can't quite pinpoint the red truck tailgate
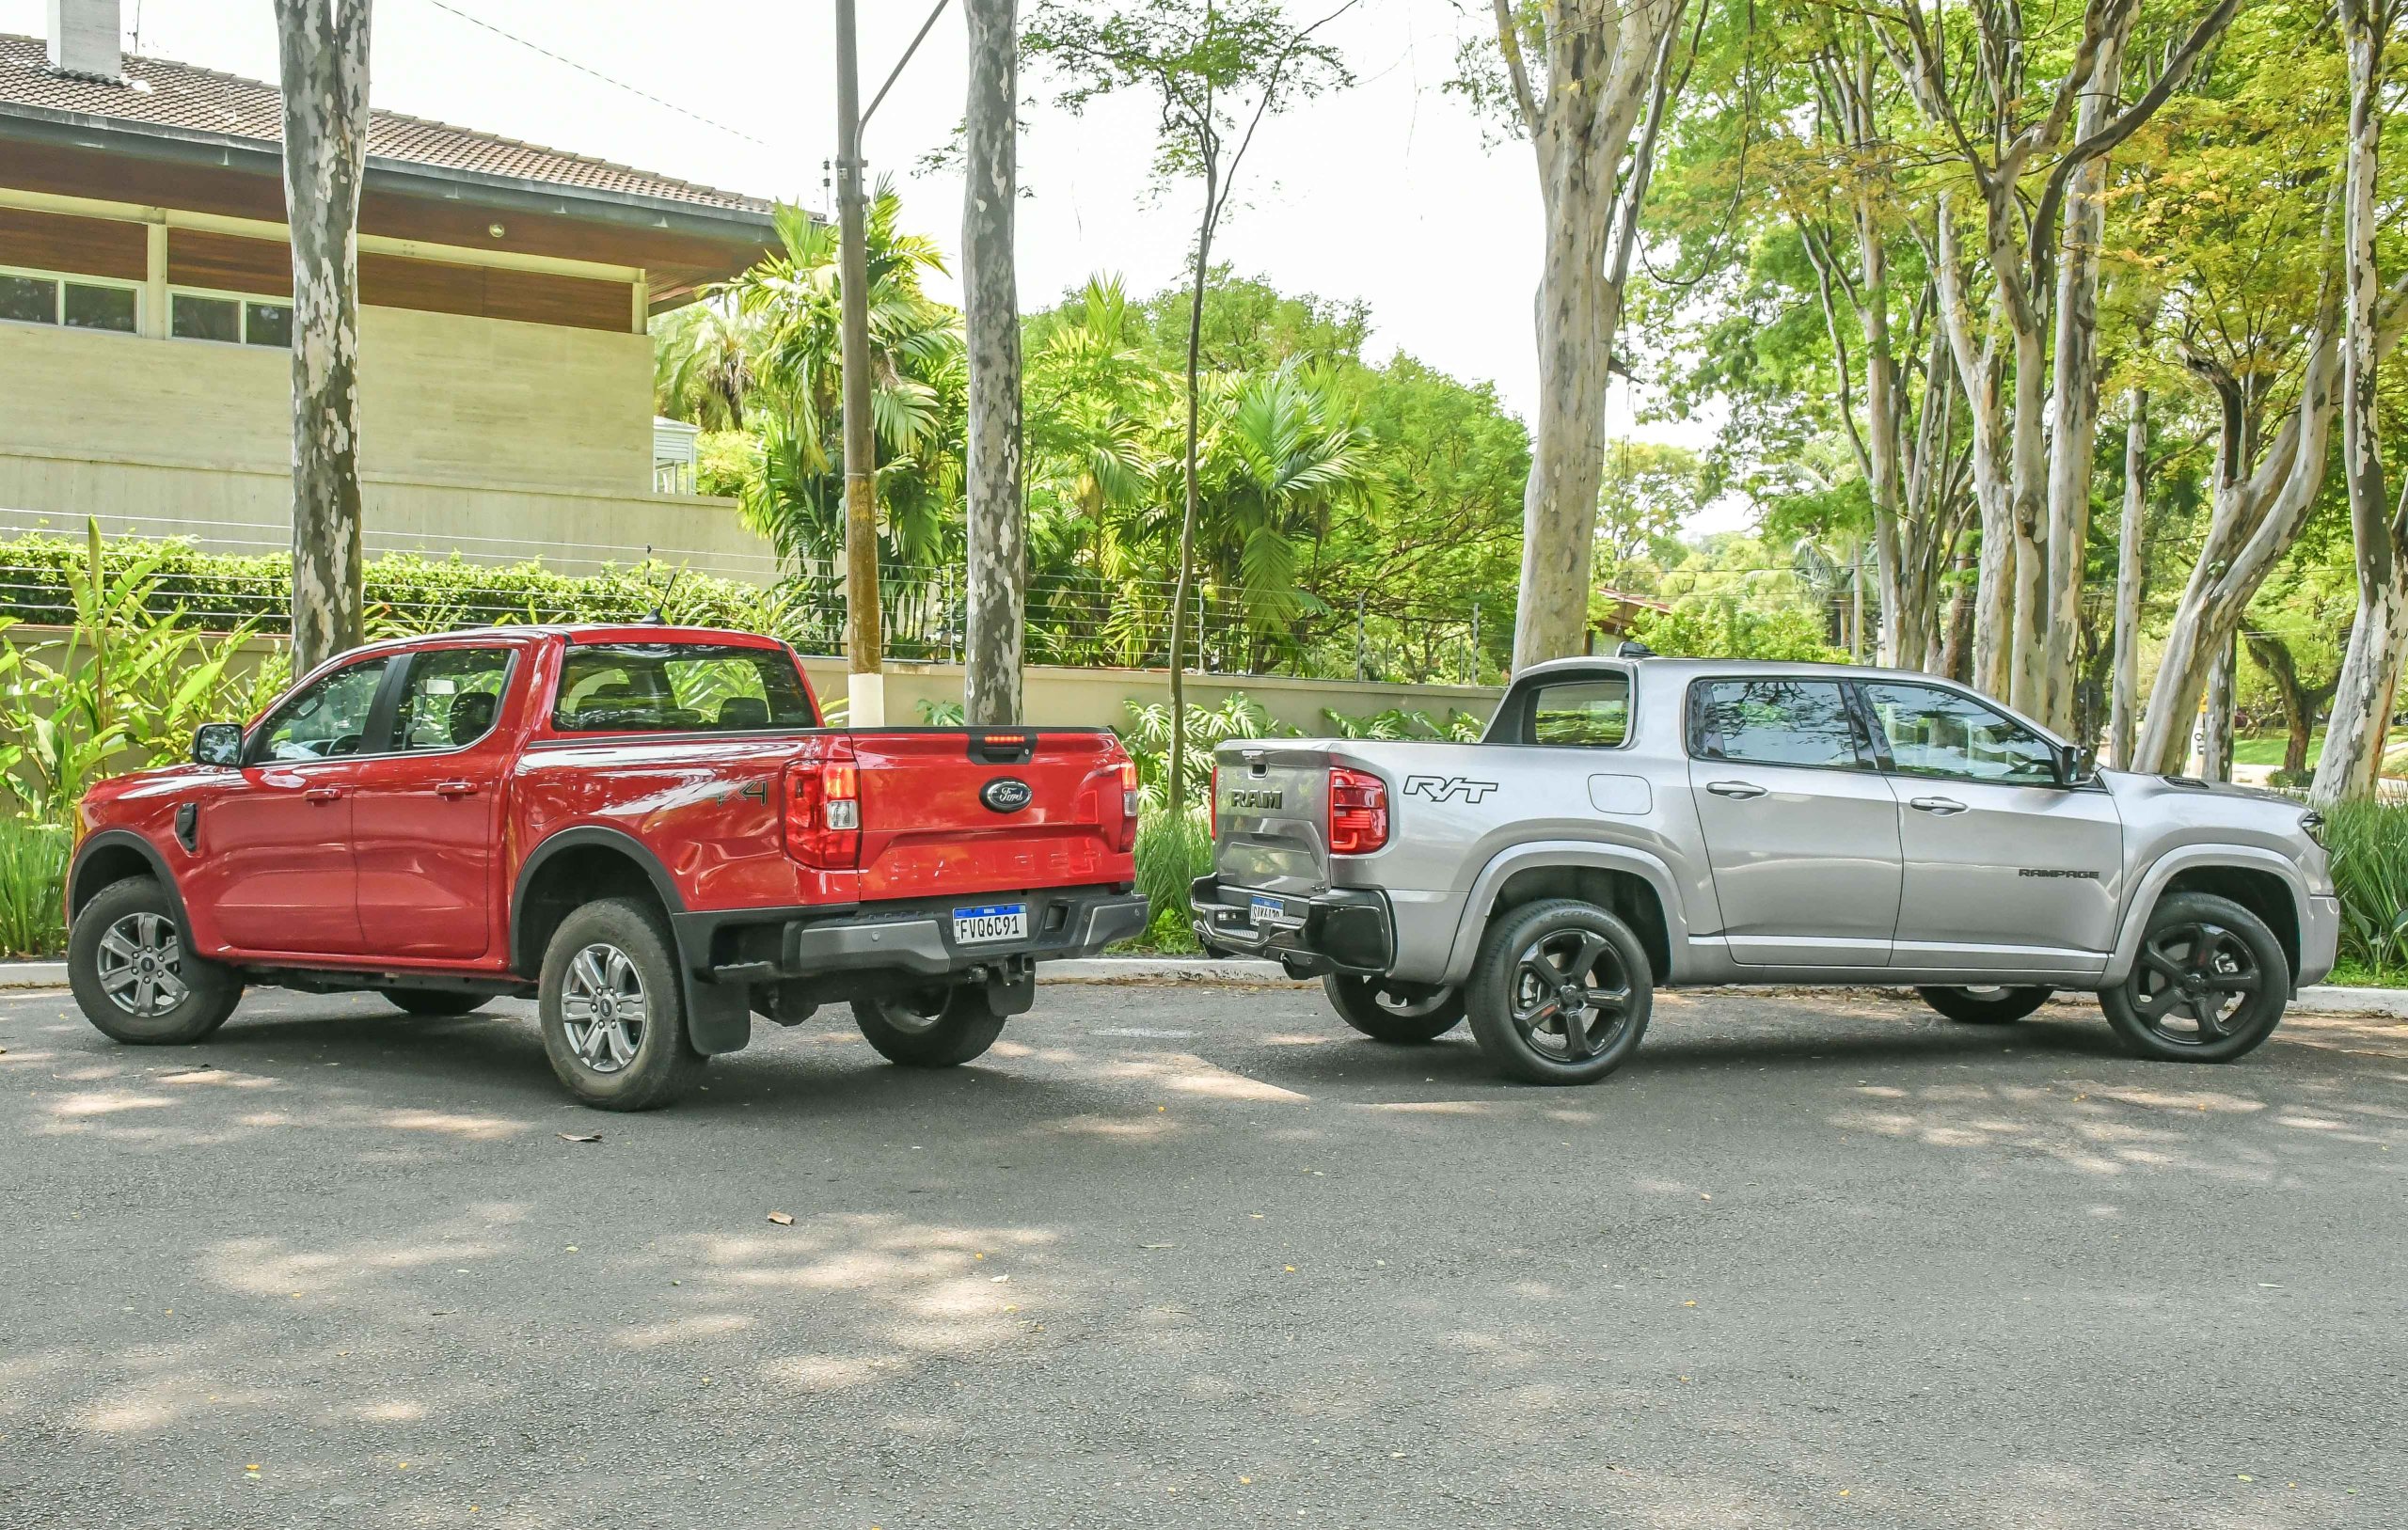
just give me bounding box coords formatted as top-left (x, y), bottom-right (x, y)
top-left (850, 730), bottom-right (1134, 900)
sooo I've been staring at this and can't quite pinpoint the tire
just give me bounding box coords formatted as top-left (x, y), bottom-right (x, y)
top-left (383, 990), bottom-right (491, 1017)
top-left (68, 876), bottom-right (242, 1046)
top-left (537, 898), bottom-right (705, 1110)
top-left (1465, 898), bottom-right (1653, 1085)
top-left (1323, 975), bottom-right (1465, 1043)
top-left (2099, 891), bottom-right (2289, 1064)
top-left (852, 985), bottom-right (1008, 1067)
top-left (1917, 985), bottom-right (2052, 1025)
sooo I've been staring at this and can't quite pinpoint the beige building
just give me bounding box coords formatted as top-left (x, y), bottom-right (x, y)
top-left (0, 4), bottom-right (779, 578)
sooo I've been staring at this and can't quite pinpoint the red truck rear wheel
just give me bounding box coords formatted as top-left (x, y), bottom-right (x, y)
top-left (538, 898), bottom-right (705, 1110)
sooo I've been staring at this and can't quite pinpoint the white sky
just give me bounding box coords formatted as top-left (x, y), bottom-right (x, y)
top-left (4, 0), bottom-right (1737, 528)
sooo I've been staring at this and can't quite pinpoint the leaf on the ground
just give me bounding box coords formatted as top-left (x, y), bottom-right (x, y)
top-left (990, 1273), bottom-right (1009, 1282)
top-left (1139, 1242), bottom-right (1177, 1250)
top-left (558, 1132), bottom-right (601, 1144)
top-left (767, 1211), bottom-right (794, 1225)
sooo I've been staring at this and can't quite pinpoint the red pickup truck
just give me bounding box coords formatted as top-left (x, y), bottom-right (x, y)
top-left (64, 623), bottom-right (1147, 1109)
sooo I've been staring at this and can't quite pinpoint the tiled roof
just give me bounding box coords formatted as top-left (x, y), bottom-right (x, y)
top-left (0, 33), bottom-right (771, 216)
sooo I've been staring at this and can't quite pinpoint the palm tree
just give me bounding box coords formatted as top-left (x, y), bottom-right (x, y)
top-left (1190, 362), bottom-right (1370, 670)
top-left (710, 189), bottom-right (966, 576)
top-left (651, 299), bottom-right (759, 431)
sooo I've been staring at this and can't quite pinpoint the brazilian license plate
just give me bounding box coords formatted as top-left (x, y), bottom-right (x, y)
top-left (1249, 893), bottom-right (1291, 927)
top-left (952, 903), bottom-right (1027, 944)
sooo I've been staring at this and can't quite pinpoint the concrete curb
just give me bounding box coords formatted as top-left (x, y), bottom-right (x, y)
top-left (0, 961), bottom-right (66, 989)
top-left (4, 956), bottom-right (2403, 1017)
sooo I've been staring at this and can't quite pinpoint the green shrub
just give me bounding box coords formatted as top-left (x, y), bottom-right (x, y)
top-left (2323, 799), bottom-right (2408, 981)
top-left (1132, 806), bottom-right (1212, 950)
top-left (0, 815), bottom-right (68, 957)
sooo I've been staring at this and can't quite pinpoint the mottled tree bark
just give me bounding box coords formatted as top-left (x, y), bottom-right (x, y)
top-left (2244, 632), bottom-right (2335, 777)
top-left (2198, 635), bottom-right (2237, 781)
top-left (2108, 388), bottom-right (2148, 767)
top-left (1497, 0), bottom-right (1688, 672)
top-left (2308, 0), bottom-right (2400, 805)
top-left (273, 0), bottom-right (372, 674)
top-left (961, 0), bottom-right (1025, 724)
top-left (2038, 24), bottom-right (2125, 734)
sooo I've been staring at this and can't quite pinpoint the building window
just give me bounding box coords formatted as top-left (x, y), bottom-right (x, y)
top-left (170, 290), bottom-right (293, 346)
top-left (64, 284), bottom-right (138, 332)
top-left (0, 269), bottom-right (139, 333)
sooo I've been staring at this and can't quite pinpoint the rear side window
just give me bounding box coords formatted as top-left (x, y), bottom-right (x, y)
top-left (1688, 679), bottom-right (1864, 768)
top-left (1524, 676), bottom-right (1630, 747)
top-left (396, 647), bottom-right (513, 751)
top-left (551, 643), bottom-right (816, 733)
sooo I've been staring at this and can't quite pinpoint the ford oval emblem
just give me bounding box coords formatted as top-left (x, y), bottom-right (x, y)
top-left (981, 777), bottom-right (1034, 813)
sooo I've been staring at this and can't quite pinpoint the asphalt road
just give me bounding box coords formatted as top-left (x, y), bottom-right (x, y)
top-left (2, 980), bottom-right (2402, 1530)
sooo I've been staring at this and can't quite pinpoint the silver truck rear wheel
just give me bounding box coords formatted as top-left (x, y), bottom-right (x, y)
top-left (1465, 898), bottom-right (1653, 1085)
top-left (1917, 986), bottom-right (2052, 1025)
top-left (1323, 976), bottom-right (1464, 1043)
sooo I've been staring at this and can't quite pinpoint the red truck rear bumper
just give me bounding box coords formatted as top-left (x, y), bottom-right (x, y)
top-left (668, 884), bottom-right (1149, 1052)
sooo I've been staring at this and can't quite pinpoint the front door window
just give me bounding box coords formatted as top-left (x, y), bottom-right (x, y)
top-left (253, 658), bottom-right (390, 762)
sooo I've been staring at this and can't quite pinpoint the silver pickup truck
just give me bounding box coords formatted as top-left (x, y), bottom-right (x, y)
top-left (1194, 655), bottom-right (2340, 1084)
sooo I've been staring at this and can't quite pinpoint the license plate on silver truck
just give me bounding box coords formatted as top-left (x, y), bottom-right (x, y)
top-left (952, 903), bottom-right (1027, 944)
top-left (1249, 893), bottom-right (1290, 927)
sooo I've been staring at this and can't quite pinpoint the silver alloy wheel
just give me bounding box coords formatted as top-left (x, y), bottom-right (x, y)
top-left (96, 911), bottom-right (186, 1017)
top-left (561, 942), bottom-right (648, 1074)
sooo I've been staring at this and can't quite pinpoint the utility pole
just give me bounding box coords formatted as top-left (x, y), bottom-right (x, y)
top-left (834, 0), bottom-right (884, 723)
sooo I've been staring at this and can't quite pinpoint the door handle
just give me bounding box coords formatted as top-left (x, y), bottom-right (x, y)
top-left (435, 780), bottom-right (480, 797)
top-left (303, 785), bottom-right (345, 803)
top-left (1909, 796), bottom-right (1969, 815)
top-left (1704, 781), bottom-right (1767, 800)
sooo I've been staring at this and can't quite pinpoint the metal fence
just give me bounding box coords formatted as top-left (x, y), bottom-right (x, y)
top-left (0, 512), bottom-right (1503, 686)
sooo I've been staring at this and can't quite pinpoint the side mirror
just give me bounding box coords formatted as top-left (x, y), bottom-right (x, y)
top-left (2054, 742), bottom-right (2098, 786)
top-left (192, 723), bottom-right (245, 767)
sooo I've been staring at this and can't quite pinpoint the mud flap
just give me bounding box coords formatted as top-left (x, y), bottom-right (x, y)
top-left (985, 959), bottom-right (1036, 1017)
top-left (682, 970), bottom-right (754, 1055)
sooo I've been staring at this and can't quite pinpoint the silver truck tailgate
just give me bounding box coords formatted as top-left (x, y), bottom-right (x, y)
top-left (1211, 743), bottom-right (1333, 896)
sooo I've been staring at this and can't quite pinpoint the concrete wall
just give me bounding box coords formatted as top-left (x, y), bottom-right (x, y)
top-left (0, 303), bottom-right (656, 494)
top-left (0, 301), bottom-right (774, 576)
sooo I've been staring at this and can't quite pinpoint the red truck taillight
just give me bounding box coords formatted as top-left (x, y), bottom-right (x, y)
top-left (784, 740), bottom-right (861, 868)
top-left (1111, 756), bottom-right (1140, 853)
top-left (1327, 766), bottom-right (1388, 855)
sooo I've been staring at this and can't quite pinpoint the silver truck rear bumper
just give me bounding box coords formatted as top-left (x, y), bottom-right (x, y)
top-left (1190, 876), bottom-right (1394, 977)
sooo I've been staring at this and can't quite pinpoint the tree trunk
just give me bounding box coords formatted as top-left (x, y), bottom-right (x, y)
top-left (2244, 632), bottom-right (2332, 777)
top-left (1163, 175), bottom-right (1215, 821)
top-left (2198, 635), bottom-right (2237, 781)
top-left (960, 0), bottom-right (1024, 725)
top-left (2038, 24), bottom-right (2126, 734)
top-left (2128, 273), bottom-right (2408, 774)
top-left (274, 0), bottom-right (372, 675)
top-left (2308, 0), bottom-right (2399, 806)
top-left (2108, 387), bottom-right (2148, 767)
top-left (1504, 0), bottom-right (1686, 672)
top-left (833, 0), bottom-right (884, 723)
top-left (1932, 196), bottom-right (2012, 700)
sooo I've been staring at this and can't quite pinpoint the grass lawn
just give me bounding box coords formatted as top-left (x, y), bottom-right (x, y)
top-left (2231, 731), bottom-right (2317, 768)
